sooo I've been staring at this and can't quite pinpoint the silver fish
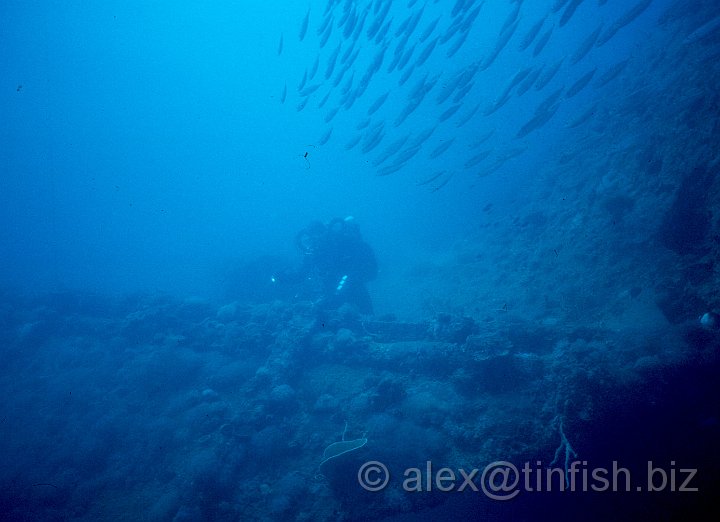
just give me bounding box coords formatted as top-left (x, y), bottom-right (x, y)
top-left (318, 126), bottom-right (333, 146)
top-left (571, 24), bottom-right (603, 64)
top-left (299, 8), bottom-right (310, 41)
top-left (516, 103), bottom-right (560, 138)
top-left (559, 0), bottom-right (584, 28)
top-left (533, 26), bottom-right (553, 57)
top-left (429, 138), bottom-right (455, 158)
top-left (596, 0), bottom-right (653, 46)
top-left (565, 68), bottom-right (596, 98)
top-left (519, 16), bottom-right (546, 51)
top-left (367, 91), bottom-right (390, 115)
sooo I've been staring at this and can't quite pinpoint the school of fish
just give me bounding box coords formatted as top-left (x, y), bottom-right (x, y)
top-left (276, 0), bottom-right (717, 191)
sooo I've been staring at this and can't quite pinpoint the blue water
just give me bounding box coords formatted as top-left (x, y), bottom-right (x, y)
top-left (1, 0), bottom-right (719, 520)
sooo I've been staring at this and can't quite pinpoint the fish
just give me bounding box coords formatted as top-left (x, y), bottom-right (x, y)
top-left (345, 134), bottom-right (362, 150)
top-left (298, 69), bottom-right (308, 91)
top-left (332, 65), bottom-right (349, 89)
top-left (319, 19), bottom-right (333, 48)
top-left (374, 19), bottom-right (392, 44)
top-left (300, 83), bottom-right (322, 97)
top-left (408, 125), bottom-right (437, 148)
top-left (436, 85), bottom-right (456, 105)
top-left (446, 28), bottom-right (470, 58)
top-left (455, 103), bottom-right (481, 127)
top-left (477, 160), bottom-right (506, 177)
top-left (453, 81), bottom-right (474, 103)
top-left (372, 134), bottom-right (410, 166)
top-left (429, 138), bottom-right (455, 158)
top-left (340, 42), bottom-right (356, 64)
top-left (596, 0), bottom-right (653, 46)
top-left (367, 2), bottom-right (392, 39)
top-left (377, 161), bottom-right (406, 176)
top-left (516, 67), bottom-right (543, 96)
top-left (325, 106), bottom-right (340, 123)
top-left (418, 80), bottom-right (443, 111)
top-left (533, 26), bottom-right (553, 57)
top-left (516, 104), bottom-right (560, 138)
top-left (552, 0), bottom-right (571, 13)
top-left (354, 71), bottom-right (372, 99)
top-left (519, 16), bottom-right (546, 51)
top-left (395, 97), bottom-right (422, 126)
top-left (537, 87), bottom-right (565, 113)
top-left (277, 33), bottom-right (284, 55)
top-left (460, 2), bottom-right (485, 33)
top-left (299, 8), bottom-right (311, 41)
top-left (317, 13), bottom-right (333, 36)
top-left (386, 49), bottom-right (402, 74)
top-left (403, 6), bottom-right (426, 39)
top-left (430, 171), bottom-right (454, 192)
top-left (344, 48), bottom-right (361, 69)
top-left (318, 127), bottom-right (333, 146)
top-left (437, 65), bottom-right (471, 101)
top-left (464, 149), bottom-right (492, 168)
top-left (325, 43), bottom-right (342, 79)
top-left (341, 9), bottom-right (357, 39)
top-left (438, 104), bottom-right (462, 122)
top-left (338, 70), bottom-right (353, 92)
top-left (567, 102), bottom-right (598, 128)
top-left (420, 16), bottom-right (441, 43)
top-left (565, 68), bottom-right (596, 98)
top-left (337, 3), bottom-right (357, 32)
top-left (571, 24), bottom-right (603, 64)
top-left (456, 61), bottom-right (480, 89)
top-left (280, 83), bottom-right (287, 104)
top-left (594, 59), bottom-right (629, 88)
top-left (356, 117), bottom-right (372, 130)
top-left (501, 2), bottom-right (522, 33)
top-left (318, 90), bottom-right (331, 108)
top-left (683, 14), bottom-right (720, 44)
top-left (341, 87), bottom-right (360, 110)
top-left (452, 0), bottom-right (468, 18)
top-left (398, 64), bottom-right (416, 86)
top-left (470, 129), bottom-right (495, 148)
top-left (441, 17), bottom-right (464, 45)
top-left (415, 37), bottom-right (439, 68)
top-left (390, 144), bottom-right (422, 165)
top-left (397, 44), bottom-right (417, 70)
top-left (481, 19), bottom-right (519, 70)
top-left (490, 67), bottom-right (531, 107)
top-left (367, 91), bottom-right (390, 115)
top-left (483, 90), bottom-right (513, 116)
top-left (309, 55), bottom-right (320, 80)
top-left (534, 59), bottom-right (563, 90)
top-left (417, 170), bottom-right (447, 186)
top-left (361, 123), bottom-right (386, 153)
top-left (366, 17), bottom-right (382, 41)
top-left (559, 0), bottom-right (584, 28)
top-left (351, 6), bottom-right (370, 41)
top-left (506, 67), bottom-right (534, 92)
top-left (496, 146), bottom-right (526, 163)
top-left (369, 44), bottom-right (388, 74)
top-left (409, 72), bottom-right (437, 101)
top-left (395, 12), bottom-right (414, 37)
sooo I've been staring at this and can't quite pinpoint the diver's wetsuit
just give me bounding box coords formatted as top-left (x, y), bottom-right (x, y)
top-left (286, 218), bottom-right (377, 314)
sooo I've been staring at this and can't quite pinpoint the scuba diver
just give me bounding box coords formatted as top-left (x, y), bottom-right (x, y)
top-left (275, 216), bottom-right (377, 314)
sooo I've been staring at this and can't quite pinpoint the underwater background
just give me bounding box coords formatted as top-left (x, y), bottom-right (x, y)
top-left (1, 0), bottom-right (719, 520)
